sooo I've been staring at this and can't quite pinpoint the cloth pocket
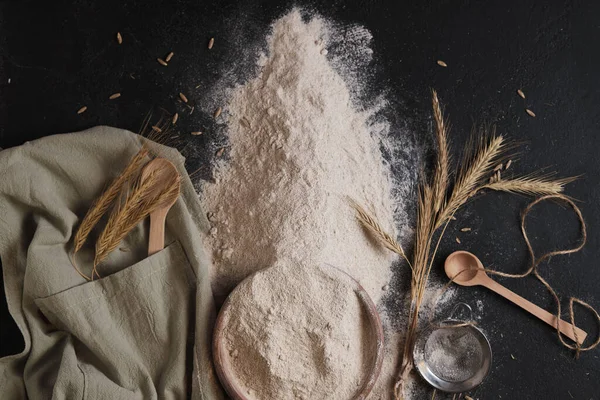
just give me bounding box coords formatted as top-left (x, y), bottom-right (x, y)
top-left (35, 241), bottom-right (196, 400)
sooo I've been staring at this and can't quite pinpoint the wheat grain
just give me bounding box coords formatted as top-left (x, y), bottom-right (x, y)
top-left (157, 58), bottom-right (168, 66)
top-left (165, 51), bottom-right (174, 62)
top-left (437, 60), bottom-right (448, 67)
top-left (191, 131), bottom-right (202, 136)
top-left (77, 106), bottom-right (87, 114)
top-left (214, 106), bottom-right (222, 118)
top-left (172, 113), bottom-right (178, 125)
top-left (517, 89), bottom-right (525, 99)
top-left (179, 92), bottom-right (188, 103)
top-left (109, 92), bottom-right (121, 100)
top-left (526, 108), bottom-right (536, 117)
top-left (208, 37), bottom-right (215, 49)
top-left (116, 32), bottom-right (122, 44)
top-left (461, 227), bottom-right (471, 232)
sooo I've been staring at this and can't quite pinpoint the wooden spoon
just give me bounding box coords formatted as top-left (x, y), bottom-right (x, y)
top-left (444, 250), bottom-right (588, 345)
top-left (140, 158), bottom-right (181, 256)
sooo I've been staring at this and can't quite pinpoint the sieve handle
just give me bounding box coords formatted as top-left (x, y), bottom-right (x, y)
top-left (446, 302), bottom-right (474, 322)
top-left (483, 277), bottom-right (588, 344)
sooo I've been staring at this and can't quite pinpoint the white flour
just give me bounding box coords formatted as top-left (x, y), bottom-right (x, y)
top-left (197, 8), bottom-right (439, 399)
top-left (200, 10), bottom-right (401, 303)
top-left (221, 262), bottom-right (370, 400)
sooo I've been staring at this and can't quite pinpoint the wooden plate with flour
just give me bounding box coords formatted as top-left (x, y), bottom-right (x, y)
top-left (213, 263), bottom-right (385, 400)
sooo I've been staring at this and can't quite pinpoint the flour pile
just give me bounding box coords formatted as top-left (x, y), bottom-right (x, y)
top-left (199, 9), bottom-right (424, 400)
top-left (221, 262), bottom-right (371, 400)
top-left (201, 10), bottom-right (400, 303)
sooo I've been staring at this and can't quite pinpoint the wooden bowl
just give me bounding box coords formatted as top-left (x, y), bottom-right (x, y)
top-left (212, 264), bottom-right (385, 400)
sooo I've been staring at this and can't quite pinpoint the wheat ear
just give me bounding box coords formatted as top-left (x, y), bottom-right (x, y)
top-left (73, 147), bottom-right (149, 253)
top-left (431, 89), bottom-right (450, 214)
top-left (436, 133), bottom-right (505, 228)
top-left (350, 201), bottom-right (412, 269)
top-left (93, 171), bottom-right (180, 274)
top-left (482, 174), bottom-right (577, 196)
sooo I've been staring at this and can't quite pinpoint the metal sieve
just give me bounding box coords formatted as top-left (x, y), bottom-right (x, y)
top-left (413, 303), bottom-right (492, 393)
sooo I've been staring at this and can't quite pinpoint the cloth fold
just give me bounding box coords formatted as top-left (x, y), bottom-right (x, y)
top-left (0, 126), bottom-right (224, 399)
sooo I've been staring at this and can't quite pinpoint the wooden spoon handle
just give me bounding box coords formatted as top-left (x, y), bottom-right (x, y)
top-left (148, 209), bottom-right (167, 256)
top-left (484, 278), bottom-right (588, 344)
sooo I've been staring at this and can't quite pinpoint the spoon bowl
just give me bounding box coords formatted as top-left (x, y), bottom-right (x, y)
top-left (444, 251), bottom-right (485, 286)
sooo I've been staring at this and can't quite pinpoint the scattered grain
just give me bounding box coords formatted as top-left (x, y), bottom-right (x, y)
top-left (437, 60), bottom-right (448, 67)
top-left (151, 126), bottom-right (162, 133)
top-left (455, 237), bottom-right (461, 244)
top-left (465, 396), bottom-right (474, 400)
top-left (165, 51), bottom-right (174, 62)
top-left (214, 106), bottom-right (222, 119)
top-left (517, 89), bottom-right (525, 99)
top-left (179, 93), bottom-right (188, 103)
top-left (460, 227), bottom-right (471, 232)
top-left (510, 354), bottom-right (516, 360)
top-left (191, 131), bottom-right (203, 136)
top-left (526, 108), bottom-right (536, 117)
top-left (172, 113), bottom-right (179, 125)
top-left (190, 106), bottom-right (195, 115)
top-left (116, 32), bottom-right (123, 44)
top-left (77, 106), bottom-right (88, 114)
top-left (109, 92), bottom-right (121, 100)
top-left (208, 37), bottom-right (215, 49)
top-left (216, 147), bottom-right (225, 157)
top-left (450, 216), bottom-right (457, 221)
top-left (157, 58), bottom-right (168, 66)
top-left (493, 163), bottom-right (503, 172)
top-left (119, 247), bottom-right (130, 252)
top-left (505, 160), bottom-right (512, 170)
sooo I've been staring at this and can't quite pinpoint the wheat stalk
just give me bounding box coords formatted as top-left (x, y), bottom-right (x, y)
top-left (431, 90), bottom-right (450, 214)
top-left (436, 133), bottom-right (505, 228)
top-left (73, 147), bottom-right (149, 254)
top-left (482, 174), bottom-right (577, 196)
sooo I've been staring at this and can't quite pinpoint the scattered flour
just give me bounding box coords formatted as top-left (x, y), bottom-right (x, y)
top-left (200, 10), bottom-right (400, 304)
top-left (221, 262), bottom-right (371, 400)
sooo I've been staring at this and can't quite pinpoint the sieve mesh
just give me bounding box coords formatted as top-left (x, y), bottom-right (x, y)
top-left (423, 326), bottom-right (484, 382)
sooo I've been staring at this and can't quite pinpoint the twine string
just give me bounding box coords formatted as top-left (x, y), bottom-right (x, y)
top-left (429, 194), bottom-right (600, 356)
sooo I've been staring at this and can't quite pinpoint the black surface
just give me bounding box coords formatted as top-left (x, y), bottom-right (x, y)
top-left (1, 1), bottom-right (600, 399)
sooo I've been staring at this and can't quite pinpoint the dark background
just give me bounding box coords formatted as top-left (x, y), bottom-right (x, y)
top-left (1, 0), bottom-right (599, 399)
